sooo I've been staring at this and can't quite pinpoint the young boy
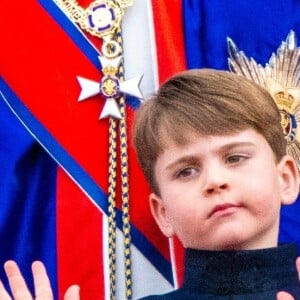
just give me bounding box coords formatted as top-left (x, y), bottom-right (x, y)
top-left (0, 69), bottom-right (300, 300)
top-left (133, 69), bottom-right (300, 299)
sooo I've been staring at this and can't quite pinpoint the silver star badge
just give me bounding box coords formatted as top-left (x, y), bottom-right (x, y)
top-left (228, 30), bottom-right (300, 173)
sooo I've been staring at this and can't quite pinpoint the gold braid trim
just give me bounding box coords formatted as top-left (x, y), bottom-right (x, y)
top-left (115, 26), bottom-right (133, 299)
top-left (108, 117), bottom-right (118, 300)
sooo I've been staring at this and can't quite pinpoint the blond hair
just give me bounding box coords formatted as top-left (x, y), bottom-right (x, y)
top-left (133, 69), bottom-right (286, 194)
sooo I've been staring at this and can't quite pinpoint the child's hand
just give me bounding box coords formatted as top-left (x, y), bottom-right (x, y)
top-left (276, 257), bottom-right (300, 300)
top-left (277, 291), bottom-right (295, 300)
top-left (0, 261), bottom-right (79, 300)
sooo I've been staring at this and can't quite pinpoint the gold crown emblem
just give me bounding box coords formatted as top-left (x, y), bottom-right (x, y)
top-left (102, 65), bottom-right (118, 76)
top-left (273, 91), bottom-right (295, 112)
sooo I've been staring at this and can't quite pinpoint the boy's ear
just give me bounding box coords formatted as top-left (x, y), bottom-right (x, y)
top-left (149, 193), bottom-right (175, 238)
top-left (278, 155), bottom-right (300, 205)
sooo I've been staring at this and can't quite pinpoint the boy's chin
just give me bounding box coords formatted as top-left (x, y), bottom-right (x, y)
top-left (203, 238), bottom-right (275, 251)
top-left (202, 225), bottom-right (268, 251)
top-left (198, 235), bottom-right (256, 251)
top-left (211, 242), bottom-right (248, 251)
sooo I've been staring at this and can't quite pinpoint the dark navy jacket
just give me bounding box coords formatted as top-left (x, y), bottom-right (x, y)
top-left (140, 244), bottom-right (300, 299)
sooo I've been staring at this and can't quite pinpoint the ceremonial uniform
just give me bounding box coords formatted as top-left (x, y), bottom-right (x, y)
top-left (140, 244), bottom-right (300, 299)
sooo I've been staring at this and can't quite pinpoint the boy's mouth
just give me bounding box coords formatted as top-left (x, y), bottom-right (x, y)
top-left (209, 203), bottom-right (242, 218)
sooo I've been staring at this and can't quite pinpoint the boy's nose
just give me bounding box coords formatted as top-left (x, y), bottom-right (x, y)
top-left (202, 167), bottom-right (230, 196)
top-left (204, 182), bottom-right (229, 196)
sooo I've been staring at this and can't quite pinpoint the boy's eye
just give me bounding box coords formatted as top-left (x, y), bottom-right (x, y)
top-left (175, 167), bottom-right (198, 178)
top-left (225, 155), bottom-right (246, 164)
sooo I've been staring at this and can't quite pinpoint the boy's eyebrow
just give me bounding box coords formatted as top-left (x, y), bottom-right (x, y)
top-left (216, 141), bottom-right (256, 154)
top-left (165, 156), bottom-right (200, 172)
top-left (165, 142), bottom-right (256, 171)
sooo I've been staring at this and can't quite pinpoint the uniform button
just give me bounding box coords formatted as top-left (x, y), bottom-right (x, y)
top-left (217, 286), bottom-right (231, 295)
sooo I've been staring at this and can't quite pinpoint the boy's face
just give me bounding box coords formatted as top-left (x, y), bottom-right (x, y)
top-left (150, 129), bottom-right (299, 250)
